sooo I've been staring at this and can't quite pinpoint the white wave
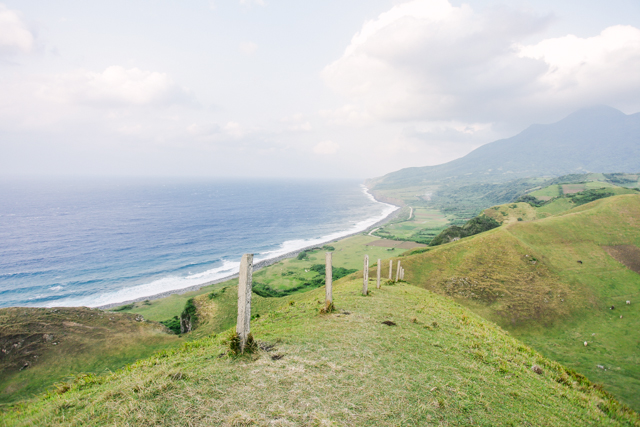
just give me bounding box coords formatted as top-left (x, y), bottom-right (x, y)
top-left (49, 286), bottom-right (63, 291)
top-left (48, 186), bottom-right (397, 308)
top-left (48, 260), bottom-right (240, 308)
top-left (255, 186), bottom-right (398, 262)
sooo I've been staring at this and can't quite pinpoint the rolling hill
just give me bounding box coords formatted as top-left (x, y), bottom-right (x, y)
top-left (397, 194), bottom-right (640, 410)
top-left (2, 278), bottom-right (636, 426)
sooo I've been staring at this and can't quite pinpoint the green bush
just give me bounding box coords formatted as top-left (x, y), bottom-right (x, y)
top-left (112, 303), bottom-right (135, 312)
top-left (160, 316), bottom-right (181, 334)
top-left (430, 215), bottom-right (500, 247)
top-left (515, 194), bottom-right (546, 207)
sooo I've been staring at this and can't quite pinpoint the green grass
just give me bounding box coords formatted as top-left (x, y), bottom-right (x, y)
top-left (0, 307), bottom-right (181, 404)
top-left (530, 185), bottom-right (562, 200)
top-left (373, 207), bottom-right (450, 243)
top-left (120, 235), bottom-right (408, 328)
top-left (397, 194), bottom-right (640, 410)
top-left (2, 279), bottom-right (636, 426)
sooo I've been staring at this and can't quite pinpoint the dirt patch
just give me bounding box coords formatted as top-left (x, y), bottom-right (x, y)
top-left (366, 240), bottom-right (427, 249)
top-left (562, 184), bottom-right (586, 195)
top-left (603, 245), bottom-right (640, 274)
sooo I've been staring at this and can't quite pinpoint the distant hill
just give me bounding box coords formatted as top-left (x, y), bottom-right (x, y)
top-left (369, 106), bottom-right (640, 189)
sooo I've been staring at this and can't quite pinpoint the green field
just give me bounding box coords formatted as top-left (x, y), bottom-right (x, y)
top-left (373, 207), bottom-right (450, 243)
top-left (399, 194), bottom-right (640, 410)
top-left (530, 184), bottom-right (562, 200)
top-left (3, 279), bottom-right (636, 426)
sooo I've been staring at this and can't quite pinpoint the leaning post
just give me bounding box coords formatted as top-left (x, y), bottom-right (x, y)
top-left (395, 260), bottom-right (401, 282)
top-left (325, 252), bottom-right (333, 308)
top-left (377, 259), bottom-right (381, 289)
top-left (389, 260), bottom-right (393, 280)
top-left (237, 253), bottom-right (253, 353)
top-left (363, 255), bottom-right (369, 295)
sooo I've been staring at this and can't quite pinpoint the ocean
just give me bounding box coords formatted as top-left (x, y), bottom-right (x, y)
top-left (0, 178), bottom-right (396, 308)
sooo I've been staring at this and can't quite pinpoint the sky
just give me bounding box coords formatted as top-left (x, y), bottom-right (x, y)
top-left (1, 0), bottom-right (639, 179)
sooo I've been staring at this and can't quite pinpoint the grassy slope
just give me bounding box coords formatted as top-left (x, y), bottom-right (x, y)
top-left (2, 279), bottom-right (636, 426)
top-left (124, 235), bottom-right (403, 323)
top-left (0, 307), bottom-right (181, 404)
top-left (399, 195), bottom-right (640, 410)
top-left (507, 195), bottom-right (640, 409)
top-left (374, 207), bottom-right (450, 242)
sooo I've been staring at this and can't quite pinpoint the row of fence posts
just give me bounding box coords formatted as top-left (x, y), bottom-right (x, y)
top-left (234, 251), bottom-right (405, 352)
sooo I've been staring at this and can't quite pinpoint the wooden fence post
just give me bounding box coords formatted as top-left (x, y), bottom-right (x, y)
top-left (377, 259), bottom-right (381, 289)
top-left (389, 260), bottom-right (393, 280)
top-left (325, 252), bottom-right (333, 306)
top-left (395, 261), bottom-right (401, 282)
top-left (363, 255), bottom-right (369, 295)
top-left (237, 253), bottom-right (253, 352)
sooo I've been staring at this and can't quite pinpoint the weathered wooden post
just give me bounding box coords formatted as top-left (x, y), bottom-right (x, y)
top-left (325, 252), bottom-right (333, 307)
top-left (377, 259), bottom-right (381, 289)
top-left (395, 260), bottom-right (401, 282)
top-left (389, 260), bottom-right (393, 280)
top-left (363, 255), bottom-right (369, 295)
top-left (400, 268), bottom-right (404, 281)
top-left (237, 253), bottom-right (253, 353)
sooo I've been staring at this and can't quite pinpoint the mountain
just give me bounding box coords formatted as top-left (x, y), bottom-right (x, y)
top-left (369, 106), bottom-right (640, 190)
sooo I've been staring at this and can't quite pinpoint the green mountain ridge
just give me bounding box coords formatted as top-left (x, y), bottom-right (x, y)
top-left (369, 106), bottom-right (640, 190)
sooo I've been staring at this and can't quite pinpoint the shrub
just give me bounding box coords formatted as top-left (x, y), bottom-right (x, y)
top-left (160, 316), bottom-right (181, 334)
top-left (112, 303), bottom-right (135, 312)
top-left (430, 215), bottom-right (500, 247)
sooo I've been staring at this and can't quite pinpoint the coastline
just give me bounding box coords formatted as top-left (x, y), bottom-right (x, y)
top-left (96, 191), bottom-right (401, 310)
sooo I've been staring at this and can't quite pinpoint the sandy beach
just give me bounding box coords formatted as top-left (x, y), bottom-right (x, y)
top-left (97, 196), bottom-right (401, 310)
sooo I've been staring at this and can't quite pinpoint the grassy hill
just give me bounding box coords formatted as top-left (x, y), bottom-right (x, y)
top-left (396, 194), bottom-right (640, 410)
top-left (2, 278), bottom-right (637, 426)
top-left (0, 307), bottom-right (181, 404)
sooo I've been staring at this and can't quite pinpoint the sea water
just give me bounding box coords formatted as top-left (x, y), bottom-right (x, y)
top-left (0, 178), bottom-right (396, 308)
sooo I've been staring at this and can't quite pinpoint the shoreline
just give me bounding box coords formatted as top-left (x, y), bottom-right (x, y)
top-left (96, 192), bottom-right (401, 310)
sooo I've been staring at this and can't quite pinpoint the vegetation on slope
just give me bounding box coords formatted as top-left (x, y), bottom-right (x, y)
top-left (396, 194), bottom-right (640, 410)
top-left (0, 307), bottom-right (181, 404)
top-left (3, 279), bottom-right (637, 426)
top-left (368, 106), bottom-right (640, 191)
top-left (429, 214), bottom-right (501, 246)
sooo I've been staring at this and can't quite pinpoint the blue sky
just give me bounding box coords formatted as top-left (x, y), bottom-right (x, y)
top-left (1, 0), bottom-right (639, 178)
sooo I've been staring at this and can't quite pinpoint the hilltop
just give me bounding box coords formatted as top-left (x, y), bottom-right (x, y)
top-left (368, 106), bottom-right (640, 191)
top-left (2, 278), bottom-right (637, 426)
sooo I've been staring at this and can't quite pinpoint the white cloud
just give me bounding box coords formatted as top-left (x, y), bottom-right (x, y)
top-left (224, 121), bottom-right (245, 138)
top-left (239, 41), bottom-right (258, 55)
top-left (313, 140), bottom-right (339, 155)
top-left (0, 4), bottom-right (34, 54)
top-left (320, 104), bottom-right (373, 126)
top-left (517, 25), bottom-right (640, 107)
top-left (40, 66), bottom-right (193, 107)
top-left (322, 0), bottom-right (640, 124)
top-left (239, 0), bottom-right (265, 6)
top-left (280, 113), bottom-right (312, 131)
